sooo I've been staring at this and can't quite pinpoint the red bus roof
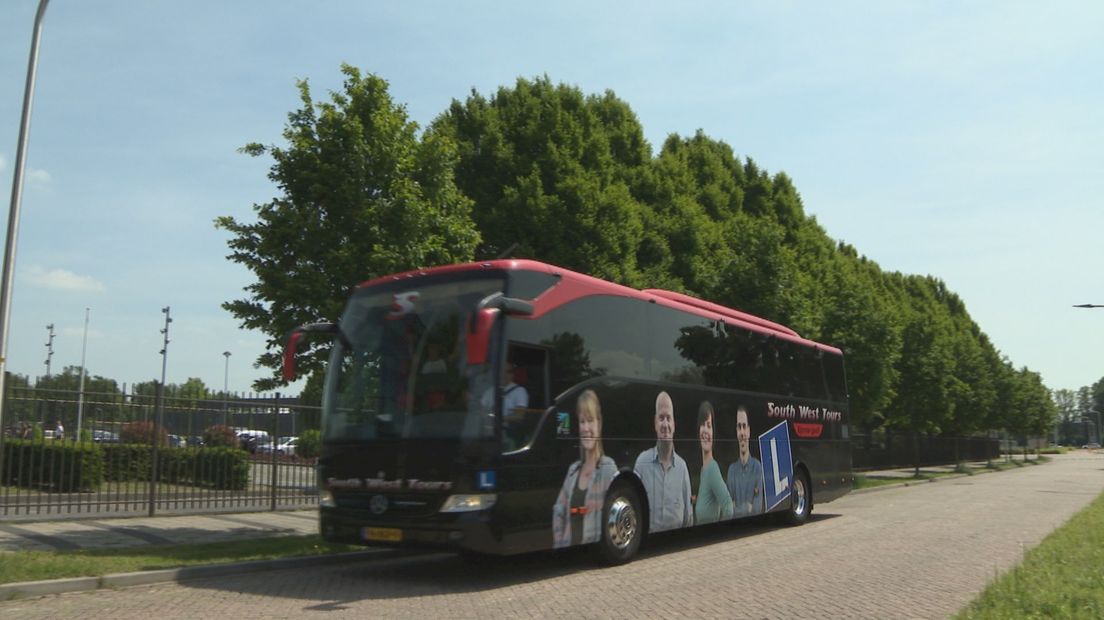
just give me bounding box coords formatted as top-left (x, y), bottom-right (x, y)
top-left (354, 259), bottom-right (842, 356)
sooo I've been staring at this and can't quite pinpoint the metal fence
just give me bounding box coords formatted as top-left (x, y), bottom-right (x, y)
top-left (850, 431), bottom-right (1001, 471)
top-left (2, 383), bottom-right (1020, 521)
top-left (0, 385), bottom-right (321, 521)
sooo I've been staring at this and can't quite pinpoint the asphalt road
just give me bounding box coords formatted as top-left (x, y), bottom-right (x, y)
top-left (4, 452), bottom-right (1102, 619)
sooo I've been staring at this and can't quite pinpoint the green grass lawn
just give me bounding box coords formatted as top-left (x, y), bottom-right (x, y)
top-left (0, 535), bottom-right (360, 587)
top-left (956, 490), bottom-right (1104, 619)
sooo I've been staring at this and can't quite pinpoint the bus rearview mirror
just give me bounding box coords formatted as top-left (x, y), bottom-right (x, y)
top-left (282, 321), bottom-right (338, 381)
top-left (466, 308), bottom-right (498, 366)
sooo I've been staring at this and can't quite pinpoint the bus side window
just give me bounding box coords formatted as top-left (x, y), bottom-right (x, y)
top-left (502, 343), bottom-right (550, 452)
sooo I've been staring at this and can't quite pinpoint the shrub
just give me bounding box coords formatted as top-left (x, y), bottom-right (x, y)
top-left (297, 429), bottom-right (321, 459)
top-left (2, 439), bottom-right (104, 492)
top-left (120, 421), bottom-right (168, 446)
top-left (203, 424), bottom-right (238, 448)
top-left (100, 444), bottom-right (249, 490)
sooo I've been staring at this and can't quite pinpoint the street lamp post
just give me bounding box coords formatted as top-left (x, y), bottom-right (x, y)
top-left (0, 0), bottom-right (50, 466)
top-left (222, 351), bottom-right (231, 426)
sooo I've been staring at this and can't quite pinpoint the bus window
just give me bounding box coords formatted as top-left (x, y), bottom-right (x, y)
top-left (502, 343), bottom-right (549, 452)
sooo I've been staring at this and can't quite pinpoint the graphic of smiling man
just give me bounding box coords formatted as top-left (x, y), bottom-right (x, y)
top-left (634, 391), bottom-right (692, 532)
top-left (727, 406), bottom-right (764, 516)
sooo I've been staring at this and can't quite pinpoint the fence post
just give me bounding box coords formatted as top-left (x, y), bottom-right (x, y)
top-left (149, 381), bottom-right (162, 517)
top-left (0, 377), bottom-right (6, 487)
top-left (270, 392), bottom-right (280, 511)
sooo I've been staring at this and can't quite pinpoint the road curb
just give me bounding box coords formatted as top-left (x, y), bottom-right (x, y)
top-left (0, 548), bottom-right (396, 601)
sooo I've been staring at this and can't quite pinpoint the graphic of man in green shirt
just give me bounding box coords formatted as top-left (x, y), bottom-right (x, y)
top-left (726, 406), bottom-right (764, 516)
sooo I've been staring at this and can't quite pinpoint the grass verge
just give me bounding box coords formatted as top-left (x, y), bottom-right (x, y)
top-left (956, 490), bottom-right (1104, 619)
top-left (0, 535), bottom-right (360, 585)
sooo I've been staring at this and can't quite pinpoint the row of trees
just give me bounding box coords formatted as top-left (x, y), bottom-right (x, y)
top-left (4, 366), bottom-right (249, 424)
top-left (218, 66), bottom-right (1058, 440)
top-left (1052, 378), bottom-right (1104, 445)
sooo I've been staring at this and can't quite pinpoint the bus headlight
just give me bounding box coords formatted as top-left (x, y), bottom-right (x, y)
top-left (439, 494), bottom-right (497, 512)
top-left (319, 489), bottom-right (335, 507)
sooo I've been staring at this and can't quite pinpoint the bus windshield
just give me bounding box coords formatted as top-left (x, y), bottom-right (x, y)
top-left (321, 276), bottom-right (504, 442)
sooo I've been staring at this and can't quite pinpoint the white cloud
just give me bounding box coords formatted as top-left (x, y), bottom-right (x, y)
top-left (0, 157), bottom-right (48, 185)
top-left (24, 266), bottom-right (106, 293)
top-left (27, 168), bottom-right (51, 186)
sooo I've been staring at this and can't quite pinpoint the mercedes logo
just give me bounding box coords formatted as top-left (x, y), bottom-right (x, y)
top-left (369, 494), bottom-right (389, 515)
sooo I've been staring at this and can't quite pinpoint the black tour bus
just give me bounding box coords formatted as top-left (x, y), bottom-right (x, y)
top-left (284, 259), bottom-right (852, 564)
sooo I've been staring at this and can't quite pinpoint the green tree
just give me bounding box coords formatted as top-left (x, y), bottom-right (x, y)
top-left (433, 77), bottom-right (650, 285)
top-left (176, 377), bottom-right (209, 406)
top-left (218, 65), bottom-right (480, 390)
top-left (1002, 367), bottom-right (1057, 451)
top-left (884, 275), bottom-right (957, 437)
top-left (1052, 388), bottom-right (1078, 445)
top-left (816, 247), bottom-right (902, 430)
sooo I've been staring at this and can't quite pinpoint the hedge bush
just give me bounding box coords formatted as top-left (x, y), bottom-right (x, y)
top-left (100, 443), bottom-right (248, 490)
top-left (203, 424), bottom-right (239, 448)
top-left (1, 439), bottom-right (104, 492)
top-left (121, 421), bottom-right (168, 446)
top-left (297, 429), bottom-right (321, 459)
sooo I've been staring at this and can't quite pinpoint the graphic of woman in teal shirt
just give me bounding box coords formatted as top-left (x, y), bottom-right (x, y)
top-left (694, 401), bottom-right (733, 524)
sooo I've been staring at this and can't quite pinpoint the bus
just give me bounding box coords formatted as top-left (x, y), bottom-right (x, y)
top-left (284, 259), bottom-right (852, 564)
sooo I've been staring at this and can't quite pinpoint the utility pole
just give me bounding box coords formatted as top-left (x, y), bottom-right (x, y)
top-left (44, 323), bottom-right (54, 377)
top-left (150, 306), bottom-right (171, 516)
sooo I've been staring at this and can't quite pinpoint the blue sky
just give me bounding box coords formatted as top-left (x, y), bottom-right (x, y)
top-left (1, 1), bottom-right (1102, 395)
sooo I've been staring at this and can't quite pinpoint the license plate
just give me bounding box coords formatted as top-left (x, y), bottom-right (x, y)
top-left (363, 527), bottom-right (402, 542)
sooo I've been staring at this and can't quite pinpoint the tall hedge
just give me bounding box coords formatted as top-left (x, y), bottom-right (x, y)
top-left (1, 439), bottom-right (104, 492)
top-left (100, 444), bottom-right (248, 490)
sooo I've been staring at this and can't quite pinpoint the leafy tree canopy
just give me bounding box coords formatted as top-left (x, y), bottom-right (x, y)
top-left (218, 65), bottom-right (480, 390)
top-left (219, 66), bottom-right (1064, 438)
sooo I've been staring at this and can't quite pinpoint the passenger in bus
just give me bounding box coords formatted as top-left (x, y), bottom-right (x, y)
top-left (694, 401), bottom-right (734, 524)
top-left (727, 406), bottom-right (764, 515)
top-left (634, 391), bottom-right (693, 532)
top-left (551, 389), bottom-right (617, 548)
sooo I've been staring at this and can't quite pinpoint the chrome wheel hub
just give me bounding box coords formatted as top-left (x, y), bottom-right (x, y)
top-left (606, 496), bottom-right (638, 550)
top-left (792, 477), bottom-right (807, 517)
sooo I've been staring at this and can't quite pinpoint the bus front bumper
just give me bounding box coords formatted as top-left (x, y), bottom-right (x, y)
top-left (319, 506), bottom-right (501, 554)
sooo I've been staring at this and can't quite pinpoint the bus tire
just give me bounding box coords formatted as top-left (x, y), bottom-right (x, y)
top-left (595, 482), bottom-right (642, 565)
top-left (782, 467), bottom-right (812, 526)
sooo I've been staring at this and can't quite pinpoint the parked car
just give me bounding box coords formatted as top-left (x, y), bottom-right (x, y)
top-left (236, 429), bottom-right (270, 453)
top-left (275, 437), bottom-right (298, 456)
top-left (255, 436), bottom-right (297, 456)
top-left (92, 430), bottom-right (119, 443)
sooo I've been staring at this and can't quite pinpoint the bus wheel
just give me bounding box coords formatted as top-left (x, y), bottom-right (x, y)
top-left (596, 483), bottom-right (642, 565)
top-left (782, 468), bottom-right (812, 526)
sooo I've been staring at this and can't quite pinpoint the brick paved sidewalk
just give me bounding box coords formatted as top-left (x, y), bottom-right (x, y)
top-left (0, 509), bottom-right (318, 553)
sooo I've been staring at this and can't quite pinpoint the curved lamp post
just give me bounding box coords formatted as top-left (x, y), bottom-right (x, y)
top-left (0, 0), bottom-right (50, 461)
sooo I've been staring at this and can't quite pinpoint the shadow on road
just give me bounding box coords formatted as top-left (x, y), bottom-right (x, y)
top-left (181, 512), bottom-right (842, 608)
